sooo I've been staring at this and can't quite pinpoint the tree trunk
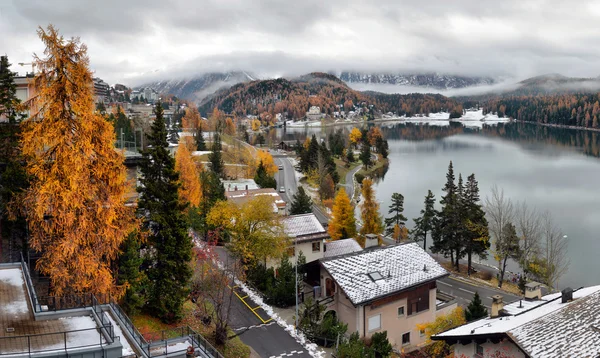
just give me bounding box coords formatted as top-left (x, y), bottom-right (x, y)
top-left (455, 248), bottom-right (461, 272)
top-left (450, 251), bottom-right (454, 270)
top-left (467, 250), bottom-right (472, 277)
top-left (499, 256), bottom-right (508, 288)
top-left (423, 230), bottom-right (427, 251)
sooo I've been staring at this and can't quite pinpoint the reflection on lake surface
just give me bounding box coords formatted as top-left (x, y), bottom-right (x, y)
top-left (270, 122), bottom-right (600, 288)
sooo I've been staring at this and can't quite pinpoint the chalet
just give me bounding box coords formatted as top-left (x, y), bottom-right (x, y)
top-left (282, 213), bottom-right (329, 265)
top-left (318, 241), bottom-right (456, 351)
top-left (433, 285), bottom-right (600, 358)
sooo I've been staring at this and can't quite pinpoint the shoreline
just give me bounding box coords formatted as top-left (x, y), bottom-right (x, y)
top-left (516, 119), bottom-right (600, 133)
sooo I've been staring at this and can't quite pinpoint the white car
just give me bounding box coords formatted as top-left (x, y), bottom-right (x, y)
top-left (279, 187), bottom-right (285, 193)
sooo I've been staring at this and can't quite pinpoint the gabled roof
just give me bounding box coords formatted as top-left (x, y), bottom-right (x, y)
top-left (324, 239), bottom-right (362, 258)
top-left (434, 286), bottom-right (600, 358)
top-left (283, 214), bottom-right (326, 238)
top-left (320, 242), bottom-right (448, 306)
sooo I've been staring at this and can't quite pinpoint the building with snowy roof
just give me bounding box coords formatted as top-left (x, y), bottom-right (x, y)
top-left (323, 238), bottom-right (362, 258)
top-left (433, 285), bottom-right (600, 358)
top-left (281, 213), bottom-right (329, 266)
top-left (0, 256), bottom-right (222, 358)
top-left (317, 241), bottom-right (456, 352)
top-left (225, 187), bottom-right (286, 215)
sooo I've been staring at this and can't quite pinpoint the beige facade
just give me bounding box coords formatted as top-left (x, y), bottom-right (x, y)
top-left (319, 268), bottom-right (456, 351)
top-left (454, 340), bottom-right (525, 358)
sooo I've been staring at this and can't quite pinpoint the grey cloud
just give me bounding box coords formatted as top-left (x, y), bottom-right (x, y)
top-left (4, 0), bottom-right (600, 85)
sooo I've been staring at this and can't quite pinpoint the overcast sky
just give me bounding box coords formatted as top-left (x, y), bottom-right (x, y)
top-left (2, 0), bottom-right (600, 85)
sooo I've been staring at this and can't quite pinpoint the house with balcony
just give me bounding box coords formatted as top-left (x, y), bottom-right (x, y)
top-left (318, 240), bottom-right (457, 352)
top-left (0, 255), bottom-right (222, 358)
top-left (432, 284), bottom-right (600, 358)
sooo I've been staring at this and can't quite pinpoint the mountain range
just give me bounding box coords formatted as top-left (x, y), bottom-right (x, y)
top-left (336, 71), bottom-right (495, 89)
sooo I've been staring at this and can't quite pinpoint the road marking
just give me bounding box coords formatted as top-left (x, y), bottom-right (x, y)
top-left (240, 295), bottom-right (248, 299)
top-left (252, 306), bottom-right (261, 310)
top-left (438, 281), bottom-right (453, 287)
top-left (458, 287), bottom-right (476, 295)
top-left (233, 321), bottom-right (276, 332)
top-left (269, 351), bottom-right (305, 358)
top-left (230, 286), bottom-right (273, 324)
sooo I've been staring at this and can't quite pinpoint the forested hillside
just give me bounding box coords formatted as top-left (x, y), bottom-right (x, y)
top-left (483, 93), bottom-right (600, 128)
top-left (198, 72), bottom-right (459, 121)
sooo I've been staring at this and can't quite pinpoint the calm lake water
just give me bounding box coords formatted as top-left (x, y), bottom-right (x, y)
top-left (270, 122), bottom-right (600, 288)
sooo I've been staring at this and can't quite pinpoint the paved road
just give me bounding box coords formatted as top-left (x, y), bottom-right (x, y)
top-left (339, 164), bottom-right (362, 202)
top-left (274, 155), bottom-right (329, 226)
top-left (437, 276), bottom-right (521, 310)
top-left (214, 247), bottom-right (312, 358)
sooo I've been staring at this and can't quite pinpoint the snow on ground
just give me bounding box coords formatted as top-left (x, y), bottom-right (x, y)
top-left (106, 312), bottom-right (136, 356)
top-left (0, 268), bottom-right (29, 315)
top-left (150, 340), bottom-right (192, 355)
top-left (233, 280), bottom-right (325, 358)
top-left (191, 150), bottom-right (211, 156)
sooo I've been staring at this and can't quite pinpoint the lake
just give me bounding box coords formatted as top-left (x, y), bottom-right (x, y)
top-left (270, 121), bottom-right (600, 289)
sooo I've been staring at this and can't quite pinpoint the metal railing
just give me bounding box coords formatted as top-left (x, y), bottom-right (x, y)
top-left (0, 322), bottom-right (115, 356)
top-left (109, 299), bottom-right (149, 351)
top-left (143, 326), bottom-right (223, 358)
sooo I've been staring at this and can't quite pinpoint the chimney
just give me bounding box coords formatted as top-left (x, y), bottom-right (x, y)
top-left (491, 295), bottom-right (504, 318)
top-left (561, 287), bottom-right (573, 303)
top-left (524, 281), bottom-right (542, 300)
top-left (364, 234), bottom-right (379, 249)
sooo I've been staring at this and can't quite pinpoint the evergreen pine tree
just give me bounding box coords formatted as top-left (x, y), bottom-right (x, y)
top-left (254, 160), bottom-right (276, 189)
top-left (385, 193), bottom-right (407, 236)
top-left (137, 102), bottom-right (192, 323)
top-left (360, 139), bottom-right (372, 168)
top-left (208, 132), bottom-right (224, 178)
top-left (0, 56), bottom-right (23, 124)
top-left (346, 145), bottom-right (355, 163)
top-left (196, 125), bottom-right (206, 151)
top-left (290, 186), bottom-right (313, 215)
top-left (432, 161), bottom-right (462, 270)
top-left (465, 292), bottom-right (488, 322)
top-left (118, 232), bottom-right (144, 315)
top-left (411, 190), bottom-right (436, 251)
top-left (463, 174), bottom-right (490, 275)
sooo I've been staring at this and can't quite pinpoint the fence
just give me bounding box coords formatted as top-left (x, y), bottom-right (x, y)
top-left (144, 327), bottom-right (224, 358)
top-left (0, 323), bottom-right (115, 356)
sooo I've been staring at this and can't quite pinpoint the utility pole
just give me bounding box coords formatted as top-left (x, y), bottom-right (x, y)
top-left (295, 236), bottom-right (298, 331)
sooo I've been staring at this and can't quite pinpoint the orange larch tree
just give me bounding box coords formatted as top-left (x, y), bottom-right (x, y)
top-left (359, 178), bottom-right (383, 236)
top-left (327, 188), bottom-right (356, 241)
top-left (18, 25), bottom-right (137, 297)
top-left (175, 140), bottom-right (202, 207)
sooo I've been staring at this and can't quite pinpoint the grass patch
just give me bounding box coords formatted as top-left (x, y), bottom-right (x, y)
top-left (131, 301), bottom-right (250, 358)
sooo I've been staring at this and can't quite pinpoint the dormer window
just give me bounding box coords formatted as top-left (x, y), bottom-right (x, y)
top-left (368, 271), bottom-right (383, 281)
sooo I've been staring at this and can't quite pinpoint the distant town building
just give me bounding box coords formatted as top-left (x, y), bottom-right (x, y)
top-left (93, 77), bottom-right (110, 104)
top-left (306, 106), bottom-right (325, 121)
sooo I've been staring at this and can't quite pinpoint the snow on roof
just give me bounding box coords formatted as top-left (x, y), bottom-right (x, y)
top-left (510, 289), bottom-right (600, 357)
top-left (435, 285), bottom-right (600, 351)
top-left (324, 239), bottom-right (362, 258)
top-left (321, 242), bottom-right (448, 305)
top-left (283, 214), bottom-right (326, 238)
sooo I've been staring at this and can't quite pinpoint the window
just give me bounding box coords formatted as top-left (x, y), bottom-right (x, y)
top-left (397, 306), bottom-right (404, 317)
top-left (368, 271), bottom-right (384, 281)
top-left (419, 329), bottom-right (425, 337)
top-left (368, 314), bottom-right (381, 332)
top-left (312, 241), bottom-right (321, 252)
top-left (402, 332), bottom-right (410, 345)
top-left (475, 343), bottom-right (484, 357)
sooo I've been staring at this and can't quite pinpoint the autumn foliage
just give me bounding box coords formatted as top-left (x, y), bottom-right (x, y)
top-left (175, 141), bottom-right (202, 207)
top-left (359, 178), bottom-right (383, 236)
top-left (417, 307), bottom-right (466, 357)
top-left (327, 189), bottom-right (356, 241)
top-left (18, 25), bottom-right (137, 296)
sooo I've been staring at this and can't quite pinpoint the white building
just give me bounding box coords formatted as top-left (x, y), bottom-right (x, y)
top-left (282, 213), bottom-right (329, 265)
top-left (306, 106), bottom-right (325, 121)
top-left (433, 285), bottom-right (600, 358)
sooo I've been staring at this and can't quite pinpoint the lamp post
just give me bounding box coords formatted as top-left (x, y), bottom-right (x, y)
top-left (295, 236), bottom-right (298, 332)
